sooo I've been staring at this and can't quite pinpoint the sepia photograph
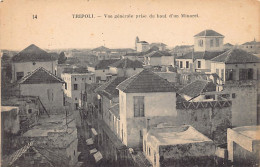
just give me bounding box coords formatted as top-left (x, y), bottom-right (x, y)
top-left (0, 0), bottom-right (259, 166)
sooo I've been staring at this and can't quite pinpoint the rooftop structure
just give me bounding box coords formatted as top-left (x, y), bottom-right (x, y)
top-left (12, 44), bottom-right (56, 62)
top-left (117, 69), bottom-right (177, 93)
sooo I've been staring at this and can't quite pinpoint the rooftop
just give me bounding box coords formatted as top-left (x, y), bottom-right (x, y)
top-left (147, 125), bottom-right (212, 146)
top-left (12, 44), bottom-right (56, 62)
top-left (95, 77), bottom-right (127, 99)
top-left (194, 29), bottom-right (224, 37)
top-left (242, 40), bottom-right (260, 45)
top-left (19, 67), bottom-right (64, 84)
top-left (117, 69), bottom-right (177, 93)
top-left (178, 80), bottom-right (216, 98)
top-left (150, 42), bottom-right (167, 47)
top-left (109, 58), bottom-right (143, 68)
top-left (232, 126), bottom-right (260, 140)
top-left (92, 46), bottom-right (110, 52)
top-left (90, 59), bottom-right (119, 70)
top-left (176, 51), bottom-right (225, 60)
top-left (144, 50), bottom-right (172, 57)
top-left (211, 49), bottom-right (260, 64)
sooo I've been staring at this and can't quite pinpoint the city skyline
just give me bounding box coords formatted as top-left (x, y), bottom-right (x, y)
top-left (0, 0), bottom-right (259, 50)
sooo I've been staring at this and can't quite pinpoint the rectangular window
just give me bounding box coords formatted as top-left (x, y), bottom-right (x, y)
top-left (199, 39), bottom-right (203, 47)
top-left (216, 39), bottom-right (220, 47)
top-left (221, 69), bottom-right (224, 80)
top-left (65, 82), bottom-right (67, 90)
top-left (225, 69), bottom-right (234, 81)
top-left (186, 61), bottom-right (189, 68)
top-left (232, 93), bottom-right (236, 99)
top-left (134, 96), bottom-right (144, 117)
top-left (248, 68), bottom-right (254, 80)
top-left (16, 72), bottom-right (24, 80)
top-left (197, 61), bottom-right (201, 68)
top-left (239, 69), bottom-right (248, 80)
top-left (47, 89), bottom-right (54, 101)
top-left (180, 61), bottom-right (183, 68)
top-left (210, 39), bottom-right (214, 47)
top-left (74, 84), bottom-right (78, 90)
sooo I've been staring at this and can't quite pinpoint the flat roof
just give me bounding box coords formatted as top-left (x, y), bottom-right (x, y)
top-left (23, 114), bottom-right (75, 137)
top-left (232, 126), bottom-right (260, 140)
top-left (147, 125), bottom-right (212, 146)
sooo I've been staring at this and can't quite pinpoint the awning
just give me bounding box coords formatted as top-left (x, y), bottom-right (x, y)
top-left (93, 151), bottom-right (103, 162)
top-left (86, 138), bottom-right (94, 145)
top-left (91, 128), bottom-right (98, 136)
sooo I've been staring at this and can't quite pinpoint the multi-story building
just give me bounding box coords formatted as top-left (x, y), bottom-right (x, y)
top-left (176, 30), bottom-right (225, 72)
top-left (108, 58), bottom-right (143, 77)
top-left (11, 44), bottom-right (57, 82)
top-left (144, 51), bottom-right (174, 66)
top-left (135, 36), bottom-right (150, 52)
top-left (239, 39), bottom-right (260, 54)
top-left (116, 69), bottom-right (177, 149)
top-left (61, 68), bottom-right (95, 111)
top-left (19, 67), bottom-right (65, 114)
top-left (88, 59), bottom-right (118, 83)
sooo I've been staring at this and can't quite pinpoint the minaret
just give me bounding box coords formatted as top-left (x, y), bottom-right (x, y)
top-left (135, 36), bottom-right (139, 50)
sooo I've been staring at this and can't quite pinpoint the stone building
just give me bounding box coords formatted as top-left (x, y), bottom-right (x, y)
top-left (143, 125), bottom-right (216, 167)
top-left (88, 59), bottom-right (118, 83)
top-left (227, 126), bottom-right (260, 166)
top-left (239, 39), bottom-right (260, 54)
top-left (61, 68), bottom-right (95, 111)
top-left (19, 67), bottom-right (65, 114)
top-left (116, 69), bottom-right (178, 149)
top-left (11, 44), bottom-right (57, 82)
top-left (176, 29), bottom-right (225, 72)
top-left (144, 51), bottom-right (174, 66)
top-left (135, 36), bottom-right (150, 52)
top-left (108, 58), bottom-right (143, 77)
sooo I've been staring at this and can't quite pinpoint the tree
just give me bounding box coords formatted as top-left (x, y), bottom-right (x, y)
top-left (58, 52), bottom-right (67, 64)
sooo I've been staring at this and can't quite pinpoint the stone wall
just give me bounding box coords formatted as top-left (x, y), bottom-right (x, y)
top-left (176, 100), bottom-right (232, 145)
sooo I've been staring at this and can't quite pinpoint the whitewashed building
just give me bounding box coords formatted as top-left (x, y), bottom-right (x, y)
top-left (116, 69), bottom-right (177, 148)
top-left (61, 69), bottom-right (95, 110)
top-left (11, 44), bottom-right (57, 82)
top-left (19, 67), bottom-right (65, 114)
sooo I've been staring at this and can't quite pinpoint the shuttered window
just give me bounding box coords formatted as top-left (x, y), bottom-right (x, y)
top-left (134, 96), bottom-right (144, 117)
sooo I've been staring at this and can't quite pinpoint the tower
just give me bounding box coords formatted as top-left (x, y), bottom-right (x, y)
top-left (135, 36), bottom-right (139, 50)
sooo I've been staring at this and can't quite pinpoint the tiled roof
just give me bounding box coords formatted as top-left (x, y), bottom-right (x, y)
top-left (110, 48), bottom-right (135, 52)
top-left (138, 41), bottom-right (148, 44)
top-left (211, 49), bottom-right (260, 64)
top-left (91, 59), bottom-right (119, 70)
top-left (117, 69), bottom-right (177, 93)
top-left (19, 67), bottom-right (64, 84)
top-left (109, 103), bottom-right (119, 119)
top-left (150, 43), bottom-right (167, 47)
top-left (178, 80), bottom-right (216, 98)
top-left (92, 46), bottom-right (110, 52)
top-left (144, 51), bottom-right (172, 57)
top-left (224, 43), bottom-right (233, 46)
top-left (95, 77), bottom-right (127, 99)
top-left (12, 44), bottom-right (56, 62)
top-left (194, 29), bottom-right (224, 37)
top-left (109, 58), bottom-right (143, 68)
top-left (176, 51), bottom-right (225, 60)
top-left (242, 40), bottom-right (260, 45)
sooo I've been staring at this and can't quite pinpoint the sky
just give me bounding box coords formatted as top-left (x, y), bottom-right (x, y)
top-left (0, 0), bottom-right (259, 50)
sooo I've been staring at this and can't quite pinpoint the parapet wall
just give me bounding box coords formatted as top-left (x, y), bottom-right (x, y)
top-left (176, 100), bottom-right (232, 145)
